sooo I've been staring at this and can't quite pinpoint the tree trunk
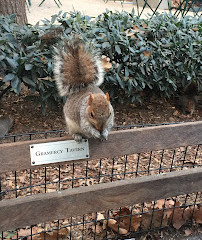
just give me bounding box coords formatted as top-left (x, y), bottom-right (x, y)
top-left (0, 0), bottom-right (27, 25)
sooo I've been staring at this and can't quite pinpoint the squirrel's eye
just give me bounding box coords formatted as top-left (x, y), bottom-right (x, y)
top-left (90, 112), bottom-right (94, 118)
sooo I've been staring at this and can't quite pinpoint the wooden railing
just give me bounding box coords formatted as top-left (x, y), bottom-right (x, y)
top-left (0, 121), bottom-right (201, 232)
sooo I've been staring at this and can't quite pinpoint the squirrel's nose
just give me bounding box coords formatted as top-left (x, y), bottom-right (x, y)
top-left (96, 124), bottom-right (103, 133)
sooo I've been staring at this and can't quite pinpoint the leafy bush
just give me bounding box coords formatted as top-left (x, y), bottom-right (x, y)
top-left (0, 14), bottom-right (59, 113)
top-left (89, 11), bottom-right (201, 102)
top-left (0, 11), bottom-right (201, 110)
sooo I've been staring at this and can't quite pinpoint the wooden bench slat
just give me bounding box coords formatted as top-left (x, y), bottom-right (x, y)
top-left (0, 121), bottom-right (201, 173)
top-left (0, 167), bottom-right (202, 232)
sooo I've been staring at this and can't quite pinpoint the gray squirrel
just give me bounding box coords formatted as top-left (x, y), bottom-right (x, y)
top-left (175, 82), bottom-right (199, 115)
top-left (53, 39), bottom-right (114, 142)
top-left (0, 115), bottom-right (13, 138)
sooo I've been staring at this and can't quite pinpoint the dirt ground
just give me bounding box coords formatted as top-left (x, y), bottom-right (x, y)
top-left (1, 91), bottom-right (202, 135)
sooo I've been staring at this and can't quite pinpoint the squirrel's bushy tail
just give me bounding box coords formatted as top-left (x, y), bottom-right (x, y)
top-left (53, 39), bottom-right (104, 97)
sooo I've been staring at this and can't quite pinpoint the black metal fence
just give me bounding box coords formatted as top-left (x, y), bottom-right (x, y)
top-left (0, 124), bottom-right (201, 240)
top-left (117, 0), bottom-right (202, 17)
top-left (170, 0), bottom-right (202, 17)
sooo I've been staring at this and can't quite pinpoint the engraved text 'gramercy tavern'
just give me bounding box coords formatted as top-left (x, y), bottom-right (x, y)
top-left (30, 140), bottom-right (89, 166)
top-left (35, 147), bottom-right (85, 156)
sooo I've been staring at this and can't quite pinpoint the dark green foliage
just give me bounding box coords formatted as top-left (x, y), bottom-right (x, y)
top-left (0, 10), bottom-right (201, 110)
top-left (0, 14), bottom-right (59, 113)
top-left (89, 11), bottom-right (202, 102)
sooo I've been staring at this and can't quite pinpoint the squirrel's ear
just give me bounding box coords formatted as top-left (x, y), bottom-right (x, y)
top-left (88, 93), bottom-right (94, 105)
top-left (106, 92), bottom-right (109, 101)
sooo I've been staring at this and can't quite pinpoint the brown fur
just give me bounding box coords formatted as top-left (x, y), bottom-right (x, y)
top-left (180, 95), bottom-right (196, 114)
top-left (187, 99), bottom-right (195, 113)
top-left (54, 39), bottom-right (114, 141)
top-left (106, 92), bottom-right (109, 101)
top-left (63, 42), bottom-right (96, 87)
top-left (88, 93), bottom-right (110, 132)
top-left (63, 85), bottom-right (102, 122)
top-left (175, 82), bottom-right (198, 115)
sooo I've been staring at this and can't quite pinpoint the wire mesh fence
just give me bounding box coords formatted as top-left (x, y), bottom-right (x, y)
top-left (0, 124), bottom-right (201, 239)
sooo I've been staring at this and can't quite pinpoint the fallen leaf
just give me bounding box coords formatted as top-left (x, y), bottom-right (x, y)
top-left (171, 208), bottom-right (185, 229)
top-left (192, 27), bottom-right (198, 32)
top-left (18, 229), bottom-right (31, 237)
top-left (141, 21), bottom-right (148, 29)
top-left (143, 49), bottom-right (151, 58)
top-left (107, 219), bottom-right (128, 235)
top-left (193, 206), bottom-right (202, 224)
top-left (40, 56), bottom-right (47, 64)
top-left (46, 189), bottom-right (55, 193)
top-left (141, 213), bottom-right (152, 230)
top-left (165, 199), bottom-right (175, 208)
top-left (148, 210), bottom-right (169, 229)
top-left (17, 228), bottom-right (39, 240)
top-left (19, 175), bottom-right (26, 182)
top-left (103, 219), bottom-right (108, 230)
top-left (132, 25), bottom-right (144, 34)
top-left (8, 180), bottom-right (13, 187)
top-left (155, 199), bottom-right (165, 209)
top-left (184, 229), bottom-right (192, 236)
top-left (114, 207), bottom-right (130, 216)
top-left (183, 207), bottom-right (193, 221)
top-left (97, 212), bottom-right (105, 221)
top-left (163, 209), bottom-right (173, 220)
top-left (144, 202), bottom-right (153, 210)
top-left (31, 235), bottom-right (42, 240)
top-left (102, 56), bottom-right (112, 72)
top-left (141, 209), bottom-right (171, 230)
top-left (38, 228), bottom-right (69, 240)
top-left (169, 117), bottom-right (175, 122)
top-left (114, 207), bottom-right (141, 232)
top-left (130, 215), bottom-right (142, 231)
top-left (173, 110), bottom-right (180, 116)
top-left (125, 29), bottom-right (136, 37)
top-left (92, 224), bottom-right (104, 234)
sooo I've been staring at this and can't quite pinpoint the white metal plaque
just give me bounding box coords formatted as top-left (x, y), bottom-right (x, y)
top-left (30, 139), bottom-right (89, 166)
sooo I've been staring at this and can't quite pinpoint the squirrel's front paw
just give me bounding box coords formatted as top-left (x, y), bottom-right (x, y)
top-left (101, 129), bottom-right (108, 141)
top-left (92, 130), bottom-right (101, 139)
top-left (72, 134), bottom-right (83, 143)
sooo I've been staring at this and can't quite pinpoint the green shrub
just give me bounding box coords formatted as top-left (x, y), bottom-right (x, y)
top-left (0, 11), bottom-right (201, 111)
top-left (91, 11), bottom-right (202, 102)
top-left (0, 14), bottom-right (59, 113)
